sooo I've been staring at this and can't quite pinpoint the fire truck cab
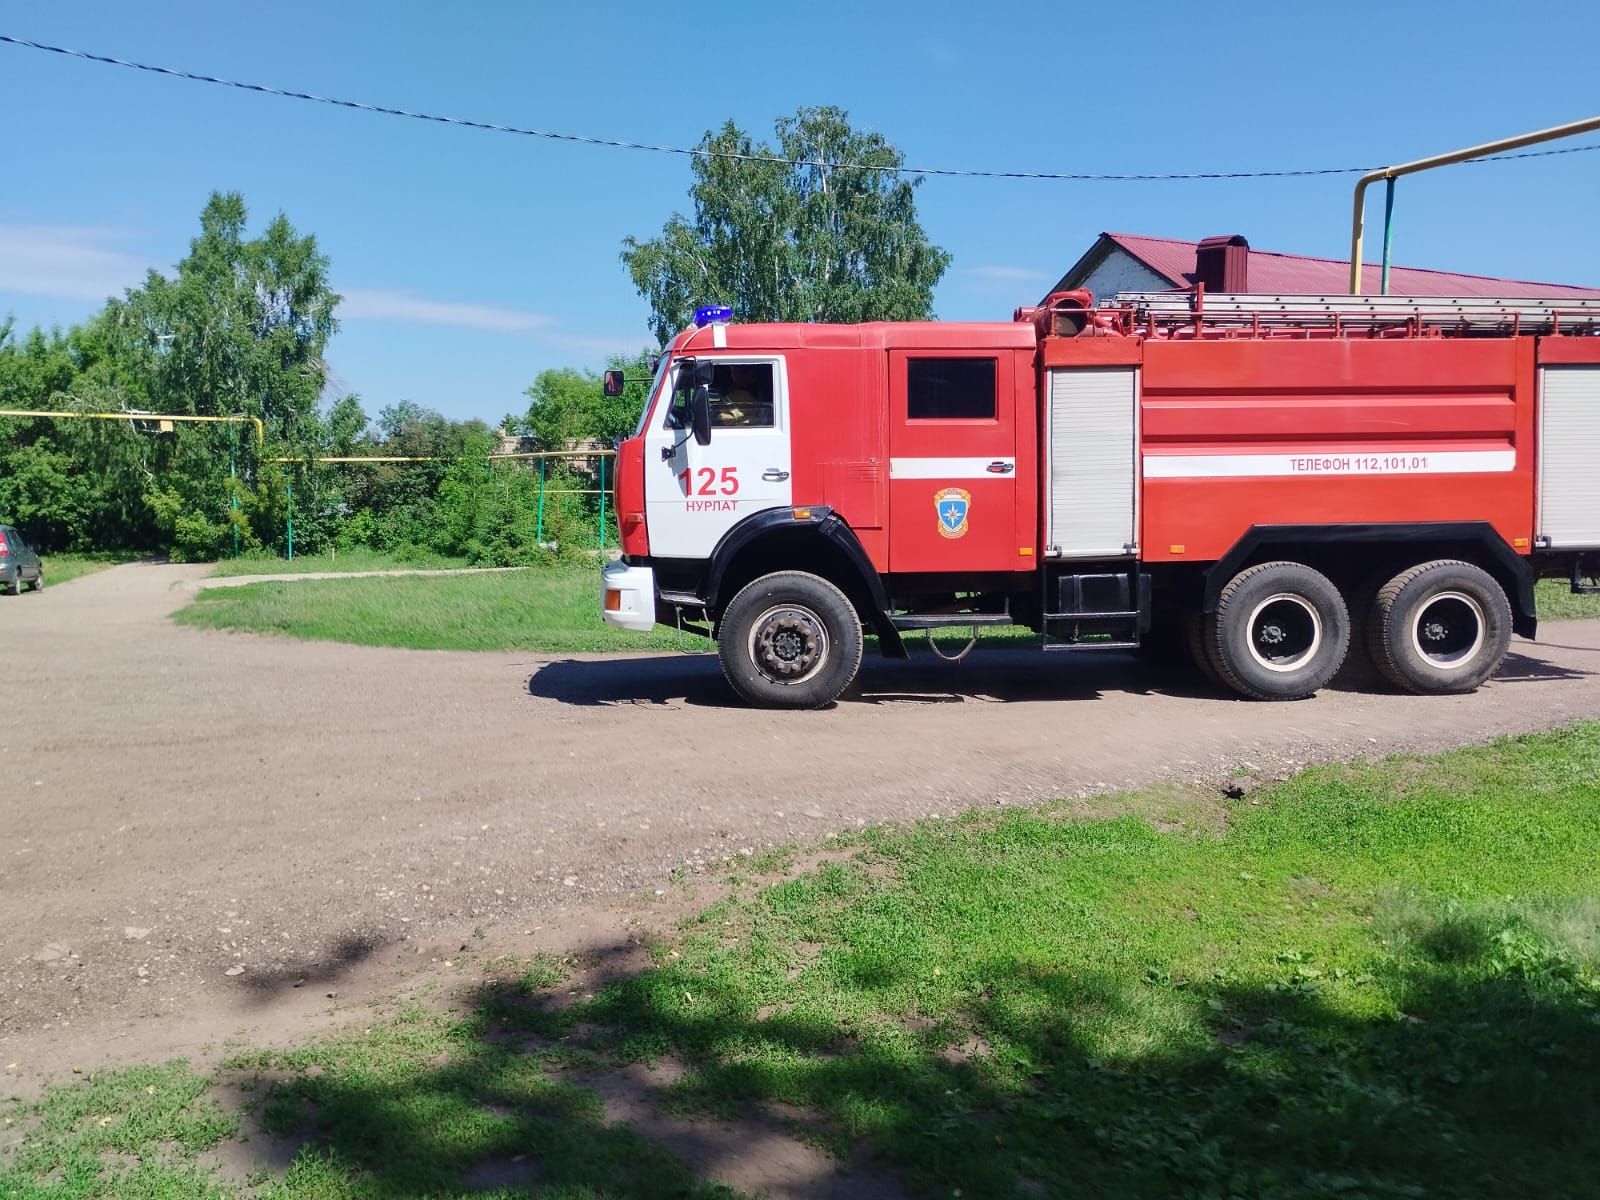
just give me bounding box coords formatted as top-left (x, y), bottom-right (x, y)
top-left (602, 294), bottom-right (1600, 708)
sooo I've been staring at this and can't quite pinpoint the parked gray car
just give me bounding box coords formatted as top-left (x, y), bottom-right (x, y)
top-left (0, 524), bottom-right (44, 594)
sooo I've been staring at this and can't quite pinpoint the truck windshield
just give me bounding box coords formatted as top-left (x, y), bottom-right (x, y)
top-left (664, 362), bottom-right (697, 429)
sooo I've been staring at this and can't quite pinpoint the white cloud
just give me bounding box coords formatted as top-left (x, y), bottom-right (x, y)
top-left (0, 225), bottom-right (648, 357)
top-left (963, 265), bottom-right (1050, 283)
top-left (537, 328), bottom-right (656, 358)
top-left (0, 225), bottom-right (156, 302)
top-left (338, 287), bottom-right (556, 334)
top-left (338, 288), bottom-right (651, 359)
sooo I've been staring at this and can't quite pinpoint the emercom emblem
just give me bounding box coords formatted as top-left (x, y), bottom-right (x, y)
top-left (935, 488), bottom-right (971, 539)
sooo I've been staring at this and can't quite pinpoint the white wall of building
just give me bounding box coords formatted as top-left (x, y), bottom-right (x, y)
top-left (1076, 250), bottom-right (1177, 303)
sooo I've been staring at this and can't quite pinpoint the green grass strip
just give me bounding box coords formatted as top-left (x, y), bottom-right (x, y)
top-left (207, 548), bottom-right (472, 577)
top-left (35, 553), bottom-right (139, 587)
top-left (174, 569), bottom-right (689, 653)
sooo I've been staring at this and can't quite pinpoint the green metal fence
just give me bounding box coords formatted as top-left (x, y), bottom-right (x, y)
top-left (274, 448), bottom-right (616, 560)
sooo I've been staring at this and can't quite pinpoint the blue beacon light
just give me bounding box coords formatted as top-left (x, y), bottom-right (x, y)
top-left (693, 304), bottom-right (734, 327)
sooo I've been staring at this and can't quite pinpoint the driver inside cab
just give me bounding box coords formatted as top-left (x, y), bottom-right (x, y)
top-left (710, 363), bottom-right (774, 427)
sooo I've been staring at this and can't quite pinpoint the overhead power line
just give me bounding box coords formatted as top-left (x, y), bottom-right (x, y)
top-left (5, 32), bottom-right (1599, 183)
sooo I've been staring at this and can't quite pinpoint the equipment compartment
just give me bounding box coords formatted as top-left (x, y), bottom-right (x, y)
top-left (1539, 364), bottom-right (1600, 549)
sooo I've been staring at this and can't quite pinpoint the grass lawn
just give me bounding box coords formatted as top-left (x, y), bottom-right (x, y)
top-left (38, 552), bottom-right (138, 587)
top-left (208, 547), bottom-right (471, 577)
top-left (175, 568), bottom-right (690, 653)
top-left (1536, 575), bottom-right (1600, 620)
top-left (4, 725), bottom-right (1598, 1198)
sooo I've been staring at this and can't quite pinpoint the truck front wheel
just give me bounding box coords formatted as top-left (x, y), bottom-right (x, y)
top-left (1366, 560), bottom-right (1511, 694)
top-left (717, 571), bottom-right (864, 708)
top-left (1207, 561), bottom-right (1350, 700)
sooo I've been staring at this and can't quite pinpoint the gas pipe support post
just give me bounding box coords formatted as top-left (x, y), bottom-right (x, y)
top-left (1380, 178), bottom-right (1396, 296)
top-left (230, 433), bottom-right (239, 558)
top-left (597, 455), bottom-right (607, 550)
top-left (286, 482), bottom-right (294, 561)
top-left (1350, 114), bottom-right (1600, 294)
top-left (535, 457), bottom-right (547, 542)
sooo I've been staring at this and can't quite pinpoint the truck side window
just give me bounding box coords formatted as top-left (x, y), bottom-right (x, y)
top-left (907, 357), bottom-right (996, 420)
top-left (709, 362), bottom-right (775, 428)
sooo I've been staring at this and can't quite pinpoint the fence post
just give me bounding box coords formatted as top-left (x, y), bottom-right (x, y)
top-left (535, 456), bottom-right (547, 542)
top-left (597, 454), bottom-right (607, 550)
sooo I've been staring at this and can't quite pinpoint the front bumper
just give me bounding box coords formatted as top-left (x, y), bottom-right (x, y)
top-left (600, 561), bottom-right (656, 633)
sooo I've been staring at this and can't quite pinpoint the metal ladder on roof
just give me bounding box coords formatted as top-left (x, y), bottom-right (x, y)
top-left (1110, 290), bottom-right (1600, 334)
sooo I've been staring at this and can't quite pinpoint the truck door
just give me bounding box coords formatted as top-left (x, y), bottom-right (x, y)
top-left (643, 357), bottom-right (793, 560)
top-left (888, 351), bottom-right (1019, 573)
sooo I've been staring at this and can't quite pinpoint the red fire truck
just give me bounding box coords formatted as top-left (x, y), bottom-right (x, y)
top-left (600, 290), bottom-right (1600, 708)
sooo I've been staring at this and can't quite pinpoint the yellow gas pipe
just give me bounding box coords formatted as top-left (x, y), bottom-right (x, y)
top-left (1350, 115), bottom-right (1600, 294)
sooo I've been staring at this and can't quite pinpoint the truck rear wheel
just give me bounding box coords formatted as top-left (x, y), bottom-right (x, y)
top-left (1207, 562), bottom-right (1350, 700)
top-left (1366, 560), bottom-right (1510, 694)
top-left (717, 571), bottom-right (863, 709)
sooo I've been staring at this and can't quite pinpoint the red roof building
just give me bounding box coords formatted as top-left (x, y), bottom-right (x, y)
top-left (1050, 232), bottom-right (1600, 301)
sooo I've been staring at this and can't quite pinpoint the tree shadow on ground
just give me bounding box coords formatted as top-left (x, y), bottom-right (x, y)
top-left (227, 925), bottom-right (1600, 1200)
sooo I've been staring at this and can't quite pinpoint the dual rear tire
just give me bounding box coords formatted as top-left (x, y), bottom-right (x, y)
top-left (1193, 558), bottom-right (1511, 700)
top-left (1366, 560), bottom-right (1511, 694)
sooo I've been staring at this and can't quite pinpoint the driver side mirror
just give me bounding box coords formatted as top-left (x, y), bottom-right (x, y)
top-left (689, 386), bottom-right (712, 446)
top-left (690, 360), bottom-right (715, 446)
top-left (601, 369), bottom-right (625, 398)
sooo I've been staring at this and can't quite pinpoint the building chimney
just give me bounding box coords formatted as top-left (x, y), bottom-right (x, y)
top-left (1195, 235), bottom-right (1249, 293)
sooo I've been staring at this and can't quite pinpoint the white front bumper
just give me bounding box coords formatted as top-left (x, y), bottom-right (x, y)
top-left (600, 561), bottom-right (656, 633)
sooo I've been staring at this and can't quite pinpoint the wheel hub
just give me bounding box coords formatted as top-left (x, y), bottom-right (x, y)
top-left (772, 628), bottom-right (805, 661)
top-left (1246, 593), bottom-right (1323, 673)
top-left (1410, 592), bottom-right (1485, 669)
top-left (751, 608), bottom-right (825, 682)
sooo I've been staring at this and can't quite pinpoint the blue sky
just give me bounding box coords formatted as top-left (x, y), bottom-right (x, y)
top-left (2, 1), bottom-right (1597, 424)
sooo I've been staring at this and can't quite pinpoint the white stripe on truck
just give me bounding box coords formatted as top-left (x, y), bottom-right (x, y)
top-left (1142, 449), bottom-right (1515, 479)
top-left (890, 456), bottom-right (1016, 479)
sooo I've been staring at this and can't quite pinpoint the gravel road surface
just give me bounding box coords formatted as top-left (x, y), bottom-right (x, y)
top-left (4, 562), bottom-right (1598, 1054)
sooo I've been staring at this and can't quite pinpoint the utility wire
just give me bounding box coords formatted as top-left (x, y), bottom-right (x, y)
top-left (5, 32), bottom-right (1599, 182)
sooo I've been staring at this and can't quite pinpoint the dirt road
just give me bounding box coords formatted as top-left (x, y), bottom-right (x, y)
top-left (4, 562), bottom-right (1599, 1055)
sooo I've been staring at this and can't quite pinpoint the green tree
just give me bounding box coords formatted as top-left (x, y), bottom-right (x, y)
top-left (0, 322), bottom-right (159, 550)
top-left (521, 352), bottom-right (654, 449)
top-left (320, 402), bottom-right (494, 554)
top-left (325, 394), bottom-right (370, 455)
top-left (112, 192), bottom-right (339, 444)
top-left (621, 105), bottom-right (951, 345)
top-left (523, 367), bottom-right (600, 448)
top-left (89, 192), bottom-right (341, 558)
